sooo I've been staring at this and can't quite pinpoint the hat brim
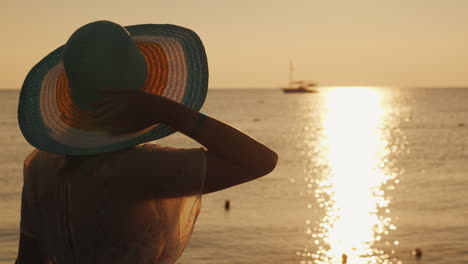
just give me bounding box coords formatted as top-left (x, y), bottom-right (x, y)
top-left (18, 24), bottom-right (208, 155)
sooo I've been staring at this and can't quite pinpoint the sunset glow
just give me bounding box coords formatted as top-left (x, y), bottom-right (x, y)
top-left (2, 1), bottom-right (468, 89)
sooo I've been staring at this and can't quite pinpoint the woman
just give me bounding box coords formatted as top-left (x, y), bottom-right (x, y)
top-left (16, 21), bottom-right (277, 263)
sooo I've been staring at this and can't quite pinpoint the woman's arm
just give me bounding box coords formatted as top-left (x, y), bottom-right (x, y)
top-left (16, 233), bottom-right (42, 264)
top-left (160, 97), bottom-right (278, 193)
top-left (93, 91), bottom-right (278, 194)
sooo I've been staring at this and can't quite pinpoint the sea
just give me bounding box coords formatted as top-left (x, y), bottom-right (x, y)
top-left (0, 87), bottom-right (467, 264)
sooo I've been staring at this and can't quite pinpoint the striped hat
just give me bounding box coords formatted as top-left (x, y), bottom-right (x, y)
top-left (18, 21), bottom-right (208, 155)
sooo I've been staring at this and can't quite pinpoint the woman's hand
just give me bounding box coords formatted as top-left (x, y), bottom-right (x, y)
top-left (91, 89), bottom-right (165, 135)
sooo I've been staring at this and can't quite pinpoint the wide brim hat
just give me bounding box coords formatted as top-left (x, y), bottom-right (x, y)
top-left (18, 22), bottom-right (208, 155)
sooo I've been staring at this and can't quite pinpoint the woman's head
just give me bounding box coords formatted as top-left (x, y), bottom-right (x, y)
top-left (63, 21), bottom-right (147, 111)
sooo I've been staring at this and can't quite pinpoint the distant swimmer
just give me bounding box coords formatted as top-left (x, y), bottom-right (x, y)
top-left (342, 253), bottom-right (348, 264)
top-left (412, 248), bottom-right (422, 261)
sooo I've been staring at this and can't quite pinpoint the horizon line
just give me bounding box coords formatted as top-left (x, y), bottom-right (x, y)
top-left (2, 86), bottom-right (468, 91)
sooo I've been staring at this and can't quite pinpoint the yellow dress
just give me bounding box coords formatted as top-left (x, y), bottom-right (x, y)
top-left (20, 144), bottom-right (206, 264)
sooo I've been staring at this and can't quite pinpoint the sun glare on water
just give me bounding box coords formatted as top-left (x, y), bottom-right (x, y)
top-left (301, 87), bottom-right (400, 264)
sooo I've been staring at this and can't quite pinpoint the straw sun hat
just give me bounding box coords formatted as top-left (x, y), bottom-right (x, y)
top-left (18, 20), bottom-right (208, 155)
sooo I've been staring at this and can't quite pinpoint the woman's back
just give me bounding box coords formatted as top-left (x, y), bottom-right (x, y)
top-left (22, 144), bottom-right (205, 264)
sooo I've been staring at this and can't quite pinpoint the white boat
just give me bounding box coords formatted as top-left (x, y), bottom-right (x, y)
top-left (282, 81), bottom-right (318, 93)
top-left (281, 61), bottom-right (318, 93)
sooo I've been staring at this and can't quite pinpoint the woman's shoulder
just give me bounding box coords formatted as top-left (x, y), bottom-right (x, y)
top-left (24, 149), bottom-right (64, 170)
top-left (123, 143), bottom-right (205, 157)
top-left (24, 144), bottom-right (205, 173)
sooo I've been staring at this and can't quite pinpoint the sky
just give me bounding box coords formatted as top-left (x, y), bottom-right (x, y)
top-left (1, 0), bottom-right (468, 89)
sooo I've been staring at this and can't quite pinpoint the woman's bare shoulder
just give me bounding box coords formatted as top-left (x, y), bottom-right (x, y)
top-left (24, 149), bottom-right (63, 168)
top-left (22, 150), bottom-right (67, 196)
top-left (24, 149), bottom-right (40, 165)
top-left (23, 144), bottom-right (203, 175)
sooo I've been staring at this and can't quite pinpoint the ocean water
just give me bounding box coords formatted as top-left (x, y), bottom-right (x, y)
top-left (0, 87), bottom-right (467, 264)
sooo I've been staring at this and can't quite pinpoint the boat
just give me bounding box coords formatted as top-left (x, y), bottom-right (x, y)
top-left (282, 81), bottom-right (318, 93)
top-left (281, 61), bottom-right (318, 93)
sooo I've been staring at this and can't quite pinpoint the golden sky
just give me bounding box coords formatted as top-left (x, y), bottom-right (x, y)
top-left (1, 0), bottom-right (468, 89)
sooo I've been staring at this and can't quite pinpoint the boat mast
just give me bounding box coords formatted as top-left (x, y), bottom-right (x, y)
top-left (289, 60), bottom-right (294, 88)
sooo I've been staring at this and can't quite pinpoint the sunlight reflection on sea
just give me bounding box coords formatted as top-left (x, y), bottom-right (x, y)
top-left (298, 87), bottom-right (407, 264)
